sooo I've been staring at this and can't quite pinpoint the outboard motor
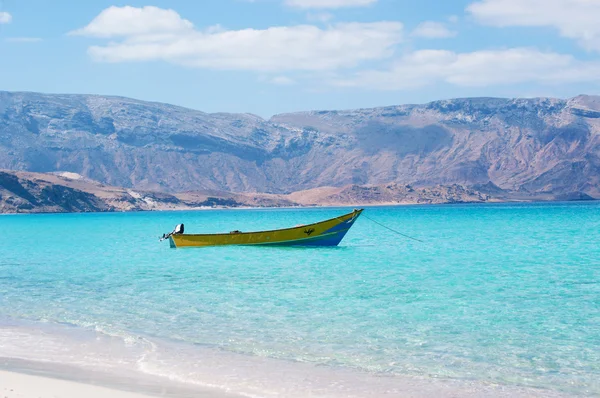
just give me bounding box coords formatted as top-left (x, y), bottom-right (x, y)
top-left (174, 223), bottom-right (184, 235)
top-left (160, 223), bottom-right (185, 241)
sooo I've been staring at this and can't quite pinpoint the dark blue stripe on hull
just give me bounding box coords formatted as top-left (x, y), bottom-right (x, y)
top-left (264, 229), bottom-right (350, 247)
top-left (285, 214), bottom-right (360, 246)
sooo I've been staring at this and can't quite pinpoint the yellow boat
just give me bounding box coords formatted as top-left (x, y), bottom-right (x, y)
top-left (162, 209), bottom-right (363, 248)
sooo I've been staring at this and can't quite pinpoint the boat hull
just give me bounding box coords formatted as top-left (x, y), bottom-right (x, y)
top-left (170, 209), bottom-right (363, 248)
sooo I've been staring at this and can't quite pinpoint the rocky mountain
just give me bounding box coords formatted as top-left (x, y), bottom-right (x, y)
top-left (1, 91), bottom-right (599, 198)
top-left (0, 170), bottom-right (497, 213)
top-left (287, 183), bottom-right (493, 206)
top-left (0, 170), bottom-right (295, 213)
top-left (0, 170), bottom-right (110, 213)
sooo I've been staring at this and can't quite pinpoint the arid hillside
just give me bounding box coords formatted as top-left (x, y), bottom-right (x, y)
top-left (1, 91), bottom-right (599, 198)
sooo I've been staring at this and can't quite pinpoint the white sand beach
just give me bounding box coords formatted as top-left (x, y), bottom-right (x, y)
top-left (0, 356), bottom-right (239, 398)
top-left (0, 371), bottom-right (156, 398)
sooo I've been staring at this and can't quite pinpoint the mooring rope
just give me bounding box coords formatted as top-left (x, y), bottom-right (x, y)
top-left (362, 214), bottom-right (424, 243)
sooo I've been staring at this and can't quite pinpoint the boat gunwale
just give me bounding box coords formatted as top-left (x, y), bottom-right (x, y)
top-left (175, 209), bottom-right (363, 238)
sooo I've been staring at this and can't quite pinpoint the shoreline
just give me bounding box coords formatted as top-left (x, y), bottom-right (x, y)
top-left (0, 316), bottom-right (574, 398)
top-left (1, 198), bottom-right (597, 215)
top-left (0, 355), bottom-right (571, 398)
top-left (0, 358), bottom-right (240, 398)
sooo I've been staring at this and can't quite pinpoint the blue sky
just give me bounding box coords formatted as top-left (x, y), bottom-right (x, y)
top-left (1, 0), bottom-right (600, 117)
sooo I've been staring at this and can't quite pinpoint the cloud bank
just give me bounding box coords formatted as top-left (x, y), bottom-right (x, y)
top-left (335, 48), bottom-right (600, 89)
top-left (72, 6), bottom-right (403, 72)
top-left (468, 0), bottom-right (600, 51)
top-left (71, 3), bottom-right (600, 92)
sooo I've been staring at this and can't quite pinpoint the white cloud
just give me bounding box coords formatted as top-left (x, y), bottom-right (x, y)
top-left (0, 11), bottom-right (12, 24)
top-left (467, 0), bottom-right (600, 51)
top-left (285, 0), bottom-right (377, 8)
top-left (411, 21), bottom-right (457, 39)
top-left (73, 6), bottom-right (403, 72)
top-left (334, 48), bottom-right (600, 90)
top-left (5, 37), bottom-right (42, 43)
top-left (69, 6), bottom-right (194, 38)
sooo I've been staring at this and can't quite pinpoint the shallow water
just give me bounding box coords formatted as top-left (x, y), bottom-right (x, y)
top-left (0, 204), bottom-right (599, 396)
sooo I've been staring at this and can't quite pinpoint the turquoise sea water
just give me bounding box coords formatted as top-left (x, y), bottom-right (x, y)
top-left (1, 203), bottom-right (599, 397)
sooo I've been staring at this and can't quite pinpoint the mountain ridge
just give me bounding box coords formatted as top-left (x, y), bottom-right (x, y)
top-left (1, 90), bottom-right (599, 197)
